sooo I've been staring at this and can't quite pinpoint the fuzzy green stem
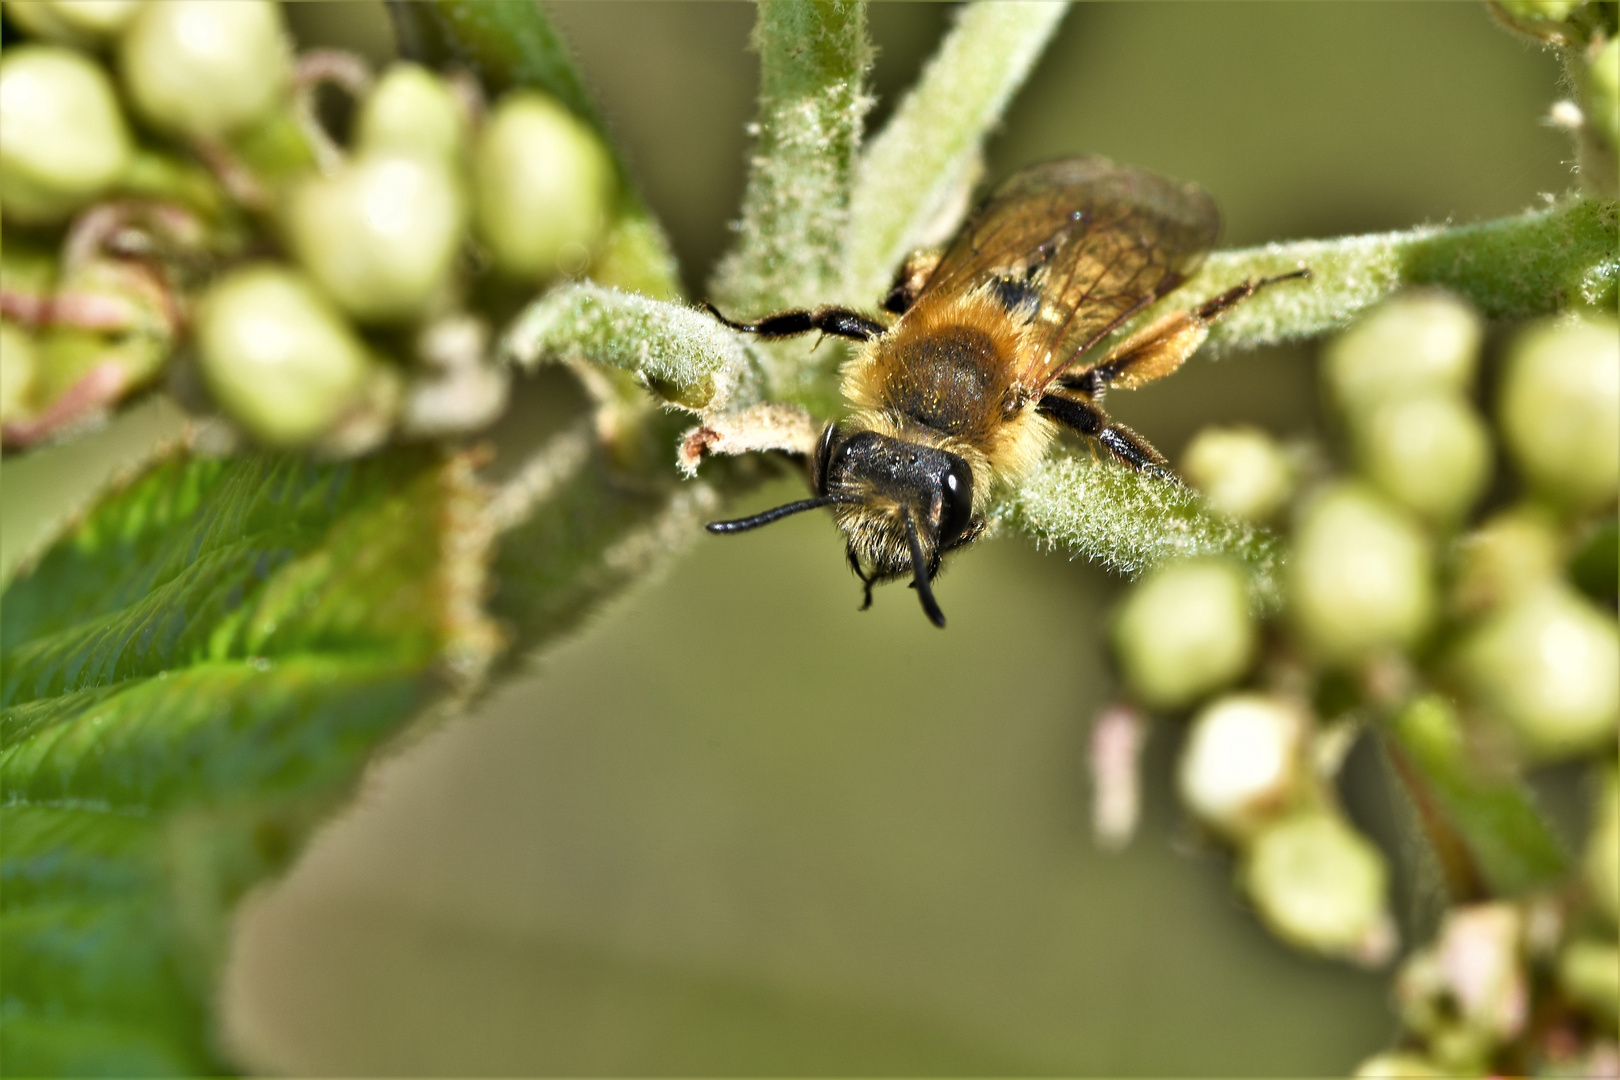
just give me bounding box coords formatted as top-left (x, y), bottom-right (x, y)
top-left (709, 1), bottom-right (871, 402)
top-left (501, 284), bottom-right (763, 414)
top-left (1000, 452), bottom-right (1285, 609)
top-left (845, 1), bottom-right (1068, 305)
top-left (1160, 198), bottom-right (1618, 353)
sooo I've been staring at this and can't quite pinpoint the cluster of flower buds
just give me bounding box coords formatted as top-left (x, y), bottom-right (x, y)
top-left (1492, 0), bottom-right (1619, 197)
top-left (1, 0), bottom-right (619, 451)
top-left (1100, 290), bottom-right (1618, 1067)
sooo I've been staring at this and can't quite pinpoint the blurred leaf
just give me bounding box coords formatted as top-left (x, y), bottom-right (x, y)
top-left (387, 0), bottom-right (680, 299)
top-left (1385, 695), bottom-right (1568, 900)
top-left (0, 446), bottom-right (494, 1074)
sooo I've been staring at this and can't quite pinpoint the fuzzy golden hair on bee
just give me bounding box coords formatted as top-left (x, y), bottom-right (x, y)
top-left (699, 156), bottom-right (1311, 627)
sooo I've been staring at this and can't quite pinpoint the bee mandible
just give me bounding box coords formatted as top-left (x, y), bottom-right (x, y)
top-left (698, 157), bottom-right (1308, 627)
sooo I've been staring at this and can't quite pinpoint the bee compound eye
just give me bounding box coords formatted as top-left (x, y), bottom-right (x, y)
top-left (939, 461), bottom-right (974, 545)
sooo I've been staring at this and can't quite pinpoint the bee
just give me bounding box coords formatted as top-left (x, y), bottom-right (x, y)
top-left (701, 157), bottom-right (1307, 627)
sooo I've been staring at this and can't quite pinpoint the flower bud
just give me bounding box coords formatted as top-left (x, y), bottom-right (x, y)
top-left (1354, 392), bottom-right (1492, 525)
top-left (1449, 506), bottom-right (1563, 616)
top-left (1181, 425), bottom-right (1294, 521)
top-left (1585, 766), bottom-right (1618, 921)
top-left (1353, 1052), bottom-right (1446, 1079)
top-left (195, 264), bottom-right (373, 447)
top-left (473, 90), bottom-right (615, 280)
top-left (1324, 292), bottom-right (1482, 418)
top-left (1457, 584), bottom-right (1619, 760)
top-left (354, 62), bottom-right (466, 164)
top-left (1558, 938), bottom-right (1619, 1020)
top-left (118, 0), bottom-right (291, 140)
top-left (0, 321), bottom-right (38, 423)
top-left (1177, 694), bottom-right (1307, 840)
top-left (2, 0), bottom-right (143, 48)
top-left (1289, 484), bottom-right (1435, 663)
top-left (1499, 315), bottom-right (1620, 509)
top-left (1243, 810), bottom-right (1392, 960)
top-left (1396, 904), bottom-right (1526, 1064)
top-left (1112, 557), bottom-right (1256, 709)
top-left (0, 46), bottom-right (132, 224)
top-left (286, 151), bottom-right (465, 324)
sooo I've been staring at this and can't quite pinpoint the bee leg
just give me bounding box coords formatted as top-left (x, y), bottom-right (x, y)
top-left (847, 546), bottom-right (877, 611)
top-left (881, 249), bottom-right (943, 315)
top-left (1066, 267), bottom-right (1310, 393)
top-left (700, 302), bottom-right (886, 342)
top-left (1038, 391), bottom-right (1175, 481)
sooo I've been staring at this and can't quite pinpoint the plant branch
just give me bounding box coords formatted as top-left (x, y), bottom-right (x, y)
top-left (999, 451), bottom-right (1285, 610)
top-left (709, 0), bottom-right (871, 401)
top-left (501, 284), bottom-right (763, 415)
top-left (845, 1), bottom-right (1068, 305)
top-left (1156, 197), bottom-right (1618, 354)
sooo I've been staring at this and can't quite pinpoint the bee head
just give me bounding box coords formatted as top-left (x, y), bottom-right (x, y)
top-left (705, 424), bottom-right (982, 627)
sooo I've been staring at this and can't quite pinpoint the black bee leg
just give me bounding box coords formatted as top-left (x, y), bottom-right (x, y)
top-left (701, 302), bottom-right (886, 342)
top-left (881, 249), bottom-right (943, 315)
top-left (848, 546), bottom-right (876, 611)
top-left (1038, 392), bottom-right (1175, 482)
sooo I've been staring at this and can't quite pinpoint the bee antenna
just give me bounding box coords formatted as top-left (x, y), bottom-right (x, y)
top-left (902, 508), bottom-right (946, 629)
top-left (706, 496), bottom-right (851, 534)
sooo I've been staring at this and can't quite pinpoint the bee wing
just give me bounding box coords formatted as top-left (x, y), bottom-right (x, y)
top-left (918, 157), bottom-right (1219, 393)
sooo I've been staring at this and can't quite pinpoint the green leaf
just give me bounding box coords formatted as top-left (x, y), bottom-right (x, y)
top-left (388, 0), bottom-right (681, 299)
top-left (1384, 695), bottom-right (1568, 900)
top-left (0, 446), bottom-right (495, 1074)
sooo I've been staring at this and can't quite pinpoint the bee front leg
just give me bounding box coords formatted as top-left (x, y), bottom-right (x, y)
top-left (700, 302), bottom-right (886, 342)
top-left (1038, 391), bottom-right (1175, 482)
top-left (677, 403), bottom-right (821, 476)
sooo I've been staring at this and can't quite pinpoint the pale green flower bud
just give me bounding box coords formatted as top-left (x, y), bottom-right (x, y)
top-left (1449, 506), bottom-right (1564, 616)
top-left (1243, 810), bottom-right (1392, 960)
top-left (1289, 484), bottom-right (1435, 663)
top-left (1589, 36), bottom-right (1619, 150)
top-left (1499, 315), bottom-right (1620, 509)
top-left (0, 321), bottom-right (38, 423)
top-left (1353, 1052), bottom-right (1447, 1079)
top-left (1586, 766), bottom-right (1618, 921)
top-left (0, 45), bottom-right (132, 224)
top-left (1354, 392), bottom-right (1492, 525)
top-left (1558, 938), bottom-right (1619, 1020)
top-left (1324, 292), bottom-right (1482, 418)
top-left (1396, 904), bottom-right (1526, 1066)
top-left (473, 90), bottom-right (615, 280)
top-left (1458, 584), bottom-right (1619, 760)
top-left (1177, 694), bottom-right (1307, 840)
top-left (3, 0), bottom-right (143, 48)
top-left (118, 0), bottom-right (291, 140)
top-left (1182, 425), bottom-right (1294, 522)
top-left (195, 264), bottom-right (373, 447)
top-left (354, 62), bottom-right (465, 164)
top-left (1112, 557), bottom-right (1256, 709)
top-left (286, 151), bottom-right (466, 324)
top-left (1494, 0), bottom-right (1579, 20)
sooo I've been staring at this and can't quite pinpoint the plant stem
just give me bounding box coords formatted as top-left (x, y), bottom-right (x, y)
top-left (1001, 452), bottom-right (1285, 609)
top-left (1163, 198), bottom-right (1619, 353)
top-left (845, 1), bottom-right (1068, 305)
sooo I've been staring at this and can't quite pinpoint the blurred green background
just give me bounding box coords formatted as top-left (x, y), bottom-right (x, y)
top-left (2, 1), bottom-right (1573, 1074)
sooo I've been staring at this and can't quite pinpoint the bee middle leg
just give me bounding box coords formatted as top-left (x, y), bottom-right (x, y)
top-left (1062, 268), bottom-right (1310, 397)
top-left (1038, 390), bottom-right (1174, 481)
top-left (701, 302), bottom-right (886, 342)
